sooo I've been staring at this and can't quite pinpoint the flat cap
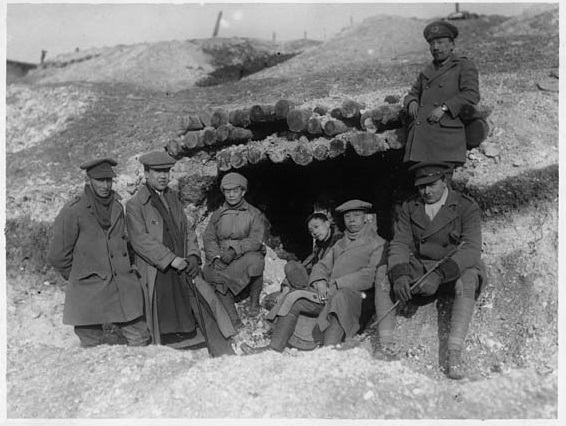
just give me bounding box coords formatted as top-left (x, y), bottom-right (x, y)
top-left (424, 21), bottom-right (459, 42)
top-left (335, 199), bottom-right (372, 214)
top-left (409, 162), bottom-right (452, 186)
top-left (139, 151), bottom-right (176, 169)
top-left (79, 158), bottom-right (117, 179)
top-left (221, 172), bottom-right (248, 190)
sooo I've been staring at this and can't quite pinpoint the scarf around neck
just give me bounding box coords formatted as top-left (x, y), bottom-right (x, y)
top-left (85, 184), bottom-right (114, 231)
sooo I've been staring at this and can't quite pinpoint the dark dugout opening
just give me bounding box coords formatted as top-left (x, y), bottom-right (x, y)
top-left (206, 147), bottom-right (413, 328)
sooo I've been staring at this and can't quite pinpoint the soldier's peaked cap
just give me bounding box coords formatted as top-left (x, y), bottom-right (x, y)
top-left (79, 158), bottom-right (117, 179)
top-left (409, 162), bottom-right (452, 186)
top-left (335, 199), bottom-right (372, 213)
top-left (424, 21), bottom-right (459, 42)
top-left (139, 151), bottom-right (176, 169)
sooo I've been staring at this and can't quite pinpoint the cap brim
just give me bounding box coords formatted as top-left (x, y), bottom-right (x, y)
top-left (414, 175), bottom-right (442, 186)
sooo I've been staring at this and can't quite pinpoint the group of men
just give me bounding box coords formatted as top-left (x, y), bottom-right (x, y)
top-left (48, 20), bottom-right (484, 379)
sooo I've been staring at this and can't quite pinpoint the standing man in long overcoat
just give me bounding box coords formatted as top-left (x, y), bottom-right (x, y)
top-left (242, 200), bottom-right (387, 354)
top-left (374, 162), bottom-right (485, 379)
top-left (126, 151), bottom-right (235, 355)
top-left (48, 158), bottom-right (150, 347)
top-left (202, 172), bottom-right (266, 329)
top-left (403, 21), bottom-right (480, 166)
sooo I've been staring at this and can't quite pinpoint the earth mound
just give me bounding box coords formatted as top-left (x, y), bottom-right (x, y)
top-left (22, 37), bottom-right (320, 91)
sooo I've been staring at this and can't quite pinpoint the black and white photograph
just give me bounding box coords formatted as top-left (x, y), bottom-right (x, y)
top-left (3, 1), bottom-right (561, 421)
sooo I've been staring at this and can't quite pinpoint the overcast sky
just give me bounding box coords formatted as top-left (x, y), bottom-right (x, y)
top-left (7, 2), bottom-right (544, 63)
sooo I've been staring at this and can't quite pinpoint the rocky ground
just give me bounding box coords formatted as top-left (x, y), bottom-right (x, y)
top-left (5, 6), bottom-right (560, 420)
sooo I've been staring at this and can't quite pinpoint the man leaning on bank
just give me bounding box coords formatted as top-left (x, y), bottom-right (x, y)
top-left (403, 21), bottom-right (480, 166)
top-left (374, 162), bottom-right (485, 379)
top-left (48, 158), bottom-right (150, 348)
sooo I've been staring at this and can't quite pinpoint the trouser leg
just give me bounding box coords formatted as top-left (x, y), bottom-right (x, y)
top-left (323, 314), bottom-right (345, 346)
top-left (74, 324), bottom-right (104, 348)
top-left (116, 317), bottom-right (151, 347)
top-left (248, 275), bottom-right (263, 316)
top-left (189, 294), bottom-right (235, 357)
top-left (216, 290), bottom-right (241, 327)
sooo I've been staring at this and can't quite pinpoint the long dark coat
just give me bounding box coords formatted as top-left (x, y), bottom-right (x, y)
top-left (403, 54), bottom-right (480, 164)
top-left (202, 200), bottom-right (266, 294)
top-left (47, 190), bottom-right (144, 326)
top-left (309, 223), bottom-right (387, 337)
top-left (388, 188), bottom-right (483, 284)
top-left (125, 185), bottom-right (201, 344)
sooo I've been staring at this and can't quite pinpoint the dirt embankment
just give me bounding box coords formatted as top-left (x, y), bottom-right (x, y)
top-left (5, 8), bottom-right (560, 420)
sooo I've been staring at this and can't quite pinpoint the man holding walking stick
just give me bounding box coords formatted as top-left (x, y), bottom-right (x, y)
top-left (373, 162), bottom-right (485, 379)
top-left (126, 151), bottom-right (235, 356)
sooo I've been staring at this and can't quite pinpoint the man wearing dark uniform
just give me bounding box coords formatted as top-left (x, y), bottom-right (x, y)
top-left (404, 21), bottom-right (480, 166)
top-left (48, 158), bottom-right (150, 347)
top-left (202, 172), bottom-right (266, 329)
top-left (374, 162), bottom-right (485, 379)
top-left (126, 151), bottom-right (235, 355)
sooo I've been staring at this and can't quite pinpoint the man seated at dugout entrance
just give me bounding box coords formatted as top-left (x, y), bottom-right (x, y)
top-left (242, 200), bottom-right (387, 354)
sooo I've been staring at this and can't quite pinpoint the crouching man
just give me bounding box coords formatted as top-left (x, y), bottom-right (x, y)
top-left (242, 200), bottom-right (387, 354)
top-left (374, 162), bottom-right (485, 379)
top-left (48, 158), bottom-right (150, 347)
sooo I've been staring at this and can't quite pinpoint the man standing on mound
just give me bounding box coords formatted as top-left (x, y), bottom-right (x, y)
top-left (404, 21), bottom-right (480, 167)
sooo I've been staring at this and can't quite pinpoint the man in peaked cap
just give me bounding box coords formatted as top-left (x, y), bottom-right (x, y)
top-left (242, 199), bottom-right (387, 354)
top-left (48, 158), bottom-right (150, 348)
top-left (126, 151), bottom-right (236, 356)
top-left (374, 162), bottom-right (486, 379)
top-left (403, 20), bottom-right (480, 166)
top-left (202, 172), bottom-right (267, 329)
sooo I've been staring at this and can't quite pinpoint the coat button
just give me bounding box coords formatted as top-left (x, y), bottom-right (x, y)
top-left (416, 121), bottom-right (421, 125)
top-left (123, 252), bottom-right (127, 257)
top-left (439, 84), bottom-right (443, 87)
top-left (110, 254), bottom-right (114, 259)
top-left (421, 238), bottom-right (427, 243)
top-left (420, 103), bottom-right (424, 107)
top-left (433, 102), bottom-right (438, 106)
top-left (114, 272), bottom-right (118, 276)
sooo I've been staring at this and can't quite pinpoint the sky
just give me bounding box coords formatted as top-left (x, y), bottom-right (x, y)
top-left (6, 2), bottom-right (551, 63)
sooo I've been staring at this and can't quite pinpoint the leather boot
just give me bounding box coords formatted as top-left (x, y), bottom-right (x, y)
top-left (447, 349), bottom-right (465, 380)
top-left (248, 275), bottom-right (263, 317)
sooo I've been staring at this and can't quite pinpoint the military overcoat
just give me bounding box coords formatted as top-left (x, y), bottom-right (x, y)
top-left (388, 188), bottom-right (483, 283)
top-left (202, 200), bottom-right (266, 294)
top-left (47, 190), bottom-right (144, 325)
top-left (403, 54), bottom-right (480, 164)
top-left (309, 224), bottom-right (387, 337)
top-left (125, 185), bottom-right (201, 344)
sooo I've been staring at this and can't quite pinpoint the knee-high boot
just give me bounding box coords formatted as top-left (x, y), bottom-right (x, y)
top-left (447, 295), bottom-right (475, 379)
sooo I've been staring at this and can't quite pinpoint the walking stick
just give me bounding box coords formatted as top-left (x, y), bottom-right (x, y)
top-left (370, 242), bottom-right (465, 329)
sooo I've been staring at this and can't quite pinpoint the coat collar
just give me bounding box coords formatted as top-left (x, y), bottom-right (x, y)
top-left (220, 200), bottom-right (249, 212)
top-left (335, 223), bottom-right (378, 253)
top-left (421, 54), bottom-right (460, 82)
top-left (137, 184), bottom-right (173, 205)
top-left (411, 189), bottom-right (461, 237)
